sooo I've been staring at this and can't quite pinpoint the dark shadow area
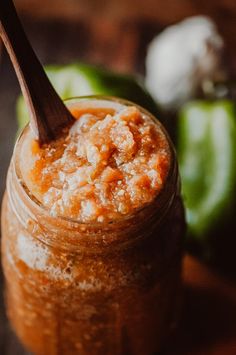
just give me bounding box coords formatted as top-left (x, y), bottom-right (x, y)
top-left (187, 210), bottom-right (236, 283)
top-left (162, 284), bottom-right (236, 354)
top-left (21, 17), bottom-right (91, 66)
top-left (133, 20), bottom-right (163, 75)
top-left (0, 271), bottom-right (30, 355)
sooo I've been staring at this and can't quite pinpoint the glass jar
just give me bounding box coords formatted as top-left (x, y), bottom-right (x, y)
top-left (1, 97), bottom-right (185, 355)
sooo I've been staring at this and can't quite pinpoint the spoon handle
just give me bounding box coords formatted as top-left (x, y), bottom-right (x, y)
top-left (0, 0), bottom-right (74, 143)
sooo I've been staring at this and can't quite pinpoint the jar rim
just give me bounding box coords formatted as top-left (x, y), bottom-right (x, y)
top-left (12, 95), bottom-right (178, 229)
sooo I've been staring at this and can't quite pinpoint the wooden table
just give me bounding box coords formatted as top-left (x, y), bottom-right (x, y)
top-left (0, 16), bottom-right (236, 354)
top-left (165, 256), bottom-right (236, 355)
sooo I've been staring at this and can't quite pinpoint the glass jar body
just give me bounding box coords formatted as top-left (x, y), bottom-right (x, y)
top-left (2, 178), bottom-right (184, 355)
top-left (1, 97), bottom-right (185, 355)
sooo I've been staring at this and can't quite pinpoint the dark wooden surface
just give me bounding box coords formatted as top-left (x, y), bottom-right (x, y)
top-left (0, 0), bottom-right (76, 145)
top-left (0, 16), bottom-right (236, 355)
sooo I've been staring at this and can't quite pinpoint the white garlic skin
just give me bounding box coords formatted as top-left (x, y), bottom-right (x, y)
top-left (145, 16), bottom-right (224, 109)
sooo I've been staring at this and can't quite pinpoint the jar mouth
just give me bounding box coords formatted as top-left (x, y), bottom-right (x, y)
top-left (12, 95), bottom-right (177, 228)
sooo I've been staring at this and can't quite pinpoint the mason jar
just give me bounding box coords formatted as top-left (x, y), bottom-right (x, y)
top-left (1, 97), bottom-right (185, 355)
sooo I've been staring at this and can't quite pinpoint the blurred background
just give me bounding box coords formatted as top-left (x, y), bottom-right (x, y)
top-left (1, 0), bottom-right (236, 354)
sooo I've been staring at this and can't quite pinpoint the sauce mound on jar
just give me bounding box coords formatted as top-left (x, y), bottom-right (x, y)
top-left (21, 99), bottom-right (170, 222)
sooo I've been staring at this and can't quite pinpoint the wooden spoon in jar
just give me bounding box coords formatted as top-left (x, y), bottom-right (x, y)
top-left (0, 0), bottom-right (75, 144)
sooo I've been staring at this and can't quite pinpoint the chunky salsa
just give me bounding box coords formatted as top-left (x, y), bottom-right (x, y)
top-left (22, 99), bottom-right (170, 222)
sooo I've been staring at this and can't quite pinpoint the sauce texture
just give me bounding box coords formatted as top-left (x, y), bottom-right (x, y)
top-left (23, 100), bottom-right (170, 222)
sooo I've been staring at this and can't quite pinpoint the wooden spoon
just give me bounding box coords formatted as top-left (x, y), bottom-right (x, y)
top-left (0, 0), bottom-right (75, 144)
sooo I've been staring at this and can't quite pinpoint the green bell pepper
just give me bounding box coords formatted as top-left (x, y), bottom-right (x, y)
top-left (16, 62), bottom-right (236, 271)
top-left (177, 100), bottom-right (236, 261)
top-left (16, 63), bottom-right (160, 131)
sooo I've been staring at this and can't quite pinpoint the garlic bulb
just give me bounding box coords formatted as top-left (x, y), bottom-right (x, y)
top-left (145, 16), bottom-right (224, 109)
